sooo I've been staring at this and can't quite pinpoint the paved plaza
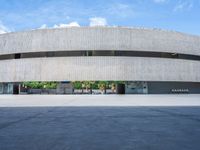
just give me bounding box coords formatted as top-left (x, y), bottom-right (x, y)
top-left (0, 95), bottom-right (200, 150)
top-left (0, 95), bottom-right (200, 107)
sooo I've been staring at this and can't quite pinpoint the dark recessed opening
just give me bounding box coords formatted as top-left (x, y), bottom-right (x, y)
top-left (15, 53), bottom-right (21, 59)
top-left (0, 50), bottom-right (199, 61)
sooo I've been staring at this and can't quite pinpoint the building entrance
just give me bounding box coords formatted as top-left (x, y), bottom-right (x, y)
top-left (13, 84), bottom-right (19, 94)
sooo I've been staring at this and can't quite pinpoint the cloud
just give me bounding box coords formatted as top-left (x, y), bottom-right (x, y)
top-left (38, 21), bottom-right (80, 29)
top-left (53, 21), bottom-right (80, 28)
top-left (173, 0), bottom-right (193, 12)
top-left (38, 17), bottom-right (108, 29)
top-left (39, 24), bottom-right (48, 29)
top-left (89, 17), bottom-right (107, 27)
top-left (107, 3), bottom-right (135, 18)
top-left (0, 21), bottom-right (10, 34)
top-left (153, 0), bottom-right (167, 3)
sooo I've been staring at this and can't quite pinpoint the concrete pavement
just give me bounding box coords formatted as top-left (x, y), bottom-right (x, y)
top-left (0, 95), bottom-right (200, 150)
top-left (0, 107), bottom-right (200, 150)
top-left (0, 94), bottom-right (200, 107)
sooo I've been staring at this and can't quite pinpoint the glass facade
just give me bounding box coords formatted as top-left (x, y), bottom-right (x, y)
top-left (125, 81), bottom-right (148, 94)
top-left (0, 84), bottom-right (3, 94)
top-left (0, 83), bottom-right (13, 94)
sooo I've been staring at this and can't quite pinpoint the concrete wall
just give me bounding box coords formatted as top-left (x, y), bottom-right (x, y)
top-left (0, 57), bottom-right (200, 82)
top-left (0, 27), bottom-right (200, 82)
top-left (0, 27), bottom-right (200, 56)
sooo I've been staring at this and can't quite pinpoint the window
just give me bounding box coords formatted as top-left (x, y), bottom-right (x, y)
top-left (0, 84), bottom-right (3, 94)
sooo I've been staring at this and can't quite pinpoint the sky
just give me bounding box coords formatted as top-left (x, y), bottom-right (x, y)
top-left (0, 0), bottom-right (200, 35)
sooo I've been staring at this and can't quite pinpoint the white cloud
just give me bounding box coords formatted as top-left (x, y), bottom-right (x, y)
top-left (153, 0), bottom-right (167, 3)
top-left (0, 29), bottom-right (6, 34)
top-left (39, 24), bottom-right (48, 29)
top-left (53, 21), bottom-right (80, 28)
top-left (108, 3), bottom-right (135, 18)
top-left (0, 21), bottom-right (10, 34)
top-left (89, 17), bottom-right (107, 27)
top-left (38, 21), bottom-right (80, 30)
top-left (174, 1), bottom-right (193, 12)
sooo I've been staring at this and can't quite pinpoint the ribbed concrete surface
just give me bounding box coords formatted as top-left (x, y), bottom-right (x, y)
top-left (0, 57), bottom-right (200, 82)
top-left (0, 27), bottom-right (200, 55)
top-left (0, 27), bottom-right (200, 83)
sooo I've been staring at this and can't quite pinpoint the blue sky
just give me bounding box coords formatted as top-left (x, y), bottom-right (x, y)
top-left (0, 0), bottom-right (200, 35)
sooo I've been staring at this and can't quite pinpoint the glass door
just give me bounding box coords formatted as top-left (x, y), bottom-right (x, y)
top-left (0, 83), bottom-right (3, 94)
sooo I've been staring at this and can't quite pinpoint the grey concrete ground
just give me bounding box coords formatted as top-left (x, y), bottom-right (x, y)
top-left (0, 94), bottom-right (200, 107)
top-left (0, 107), bottom-right (200, 150)
top-left (0, 95), bottom-right (200, 150)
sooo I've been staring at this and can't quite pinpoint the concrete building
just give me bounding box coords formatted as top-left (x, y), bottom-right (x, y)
top-left (0, 27), bottom-right (200, 94)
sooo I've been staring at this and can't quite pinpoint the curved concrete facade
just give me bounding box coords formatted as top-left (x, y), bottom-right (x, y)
top-left (0, 27), bottom-right (200, 83)
top-left (0, 57), bottom-right (200, 82)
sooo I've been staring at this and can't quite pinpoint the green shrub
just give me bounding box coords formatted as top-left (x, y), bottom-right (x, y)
top-left (23, 82), bottom-right (58, 89)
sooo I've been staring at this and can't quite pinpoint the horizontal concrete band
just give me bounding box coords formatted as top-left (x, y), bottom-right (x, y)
top-left (0, 57), bottom-right (200, 82)
top-left (0, 50), bottom-right (200, 61)
top-left (0, 27), bottom-right (200, 56)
